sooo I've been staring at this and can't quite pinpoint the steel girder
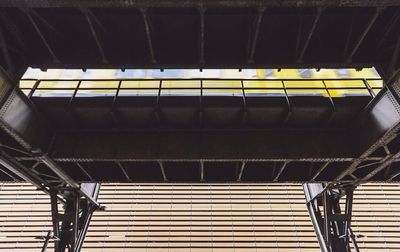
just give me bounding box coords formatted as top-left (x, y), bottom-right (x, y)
top-left (2, 66), bottom-right (400, 183)
top-left (47, 183), bottom-right (101, 252)
top-left (0, 3), bottom-right (399, 75)
top-left (337, 74), bottom-right (400, 182)
top-left (304, 182), bottom-right (359, 252)
top-left (0, 67), bottom-right (101, 251)
top-left (0, 0), bottom-right (399, 8)
top-left (0, 67), bottom-right (98, 201)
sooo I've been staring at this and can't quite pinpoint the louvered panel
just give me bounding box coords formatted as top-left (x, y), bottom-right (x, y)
top-left (1, 183), bottom-right (400, 251)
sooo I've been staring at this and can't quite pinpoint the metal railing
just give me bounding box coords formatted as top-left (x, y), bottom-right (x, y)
top-left (20, 77), bottom-right (383, 99)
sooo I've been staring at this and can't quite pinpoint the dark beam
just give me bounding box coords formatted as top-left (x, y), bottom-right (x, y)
top-left (337, 76), bottom-right (400, 180)
top-left (0, 10), bottom-right (27, 51)
top-left (39, 155), bottom-right (79, 188)
top-left (82, 9), bottom-right (107, 64)
top-left (117, 161), bottom-right (131, 181)
top-left (0, 165), bottom-right (18, 181)
top-left (200, 160), bottom-right (204, 182)
top-left (237, 161), bottom-right (246, 181)
top-left (343, 10), bottom-right (356, 60)
top-left (388, 33), bottom-right (400, 81)
top-left (76, 162), bottom-right (94, 181)
top-left (74, 185), bottom-right (101, 251)
top-left (247, 9), bottom-right (264, 63)
top-left (0, 68), bottom-right (50, 151)
top-left (28, 62), bottom-right (375, 71)
top-left (141, 8), bottom-right (157, 64)
top-left (362, 151), bottom-right (400, 181)
top-left (159, 161), bottom-right (167, 182)
top-left (375, 8), bottom-right (400, 55)
top-left (1, 0), bottom-right (399, 8)
top-left (24, 9), bottom-right (60, 63)
top-left (48, 130), bottom-right (354, 162)
top-left (0, 151), bottom-right (48, 190)
top-left (304, 183), bottom-right (358, 252)
top-left (199, 8), bottom-right (205, 65)
top-left (50, 183), bottom-right (101, 252)
top-left (389, 169), bottom-right (400, 181)
top-left (346, 8), bottom-right (382, 62)
top-left (295, 8), bottom-right (303, 59)
top-left (297, 8), bottom-right (322, 63)
top-left (0, 24), bottom-right (14, 78)
top-left (273, 161), bottom-right (288, 181)
top-left (0, 68), bottom-right (99, 206)
top-left (311, 162), bottom-right (330, 181)
top-left (31, 9), bottom-right (60, 35)
top-left (50, 190), bottom-right (60, 252)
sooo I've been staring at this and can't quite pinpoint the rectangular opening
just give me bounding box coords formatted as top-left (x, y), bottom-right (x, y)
top-left (20, 67), bottom-right (382, 97)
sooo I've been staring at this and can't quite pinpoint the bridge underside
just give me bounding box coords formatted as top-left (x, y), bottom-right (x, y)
top-left (1, 1), bottom-right (400, 251)
top-left (0, 1), bottom-right (398, 77)
top-left (0, 1), bottom-right (399, 184)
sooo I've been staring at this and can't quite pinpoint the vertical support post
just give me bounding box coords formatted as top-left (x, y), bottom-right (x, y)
top-left (50, 190), bottom-right (60, 251)
top-left (48, 183), bottom-right (101, 252)
top-left (303, 183), bottom-right (358, 252)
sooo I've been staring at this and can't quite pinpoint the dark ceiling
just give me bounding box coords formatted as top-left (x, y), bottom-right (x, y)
top-left (0, 1), bottom-right (399, 79)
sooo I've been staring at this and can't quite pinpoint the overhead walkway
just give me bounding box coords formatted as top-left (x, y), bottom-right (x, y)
top-left (0, 76), bottom-right (386, 184)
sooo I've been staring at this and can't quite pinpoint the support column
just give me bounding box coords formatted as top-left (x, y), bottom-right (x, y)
top-left (0, 67), bottom-right (103, 252)
top-left (47, 183), bottom-right (102, 252)
top-left (303, 183), bottom-right (359, 252)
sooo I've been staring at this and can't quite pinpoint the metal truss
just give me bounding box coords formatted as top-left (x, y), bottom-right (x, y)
top-left (336, 77), bottom-right (400, 182)
top-left (43, 183), bottom-right (102, 252)
top-left (0, 2), bottom-right (398, 72)
top-left (304, 182), bottom-right (359, 252)
top-left (0, 67), bottom-right (101, 252)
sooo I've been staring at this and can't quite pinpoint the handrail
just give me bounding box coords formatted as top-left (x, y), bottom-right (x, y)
top-left (19, 77), bottom-right (383, 98)
top-left (20, 77), bottom-right (382, 82)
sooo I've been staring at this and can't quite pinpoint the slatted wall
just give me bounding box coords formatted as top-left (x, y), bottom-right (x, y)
top-left (1, 183), bottom-right (400, 251)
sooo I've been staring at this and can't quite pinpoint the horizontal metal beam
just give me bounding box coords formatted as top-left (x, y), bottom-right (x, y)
top-left (28, 62), bottom-right (376, 71)
top-left (48, 130), bottom-right (354, 162)
top-left (1, 0), bottom-right (399, 8)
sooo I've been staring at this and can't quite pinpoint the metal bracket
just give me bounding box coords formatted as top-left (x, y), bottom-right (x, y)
top-left (304, 182), bottom-right (359, 252)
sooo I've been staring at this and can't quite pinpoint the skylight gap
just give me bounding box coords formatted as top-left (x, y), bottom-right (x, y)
top-left (19, 68), bottom-right (383, 98)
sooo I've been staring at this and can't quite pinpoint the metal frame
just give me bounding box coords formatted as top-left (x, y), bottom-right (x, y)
top-left (0, 2), bottom-right (398, 251)
top-left (48, 183), bottom-right (101, 252)
top-left (20, 77), bottom-right (381, 97)
top-left (304, 182), bottom-right (359, 252)
top-left (0, 67), bottom-right (101, 251)
top-left (0, 0), bottom-right (399, 8)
